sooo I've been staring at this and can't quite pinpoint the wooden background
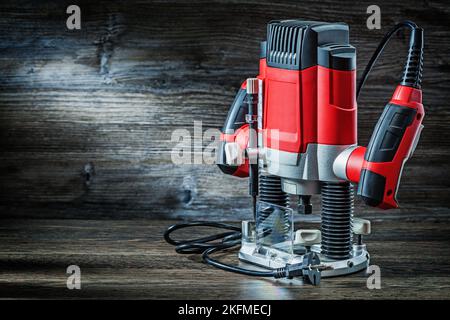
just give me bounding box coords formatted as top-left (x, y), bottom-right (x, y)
top-left (0, 0), bottom-right (449, 220)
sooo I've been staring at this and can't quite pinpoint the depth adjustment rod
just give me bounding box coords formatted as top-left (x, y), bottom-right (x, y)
top-left (246, 78), bottom-right (259, 218)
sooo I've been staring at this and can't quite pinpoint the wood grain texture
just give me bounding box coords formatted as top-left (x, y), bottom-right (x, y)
top-left (0, 0), bottom-right (449, 219)
top-left (0, 216), bottom-right (449, 299)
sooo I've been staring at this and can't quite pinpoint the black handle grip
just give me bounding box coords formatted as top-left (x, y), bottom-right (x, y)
top-left (357, 103), bottom-right (417, 208)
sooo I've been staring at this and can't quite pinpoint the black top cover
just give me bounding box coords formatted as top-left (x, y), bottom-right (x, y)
top-left (266, 20), bottom-right (352, 70)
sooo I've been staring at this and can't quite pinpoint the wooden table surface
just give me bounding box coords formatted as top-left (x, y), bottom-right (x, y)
top-left (1, 215), bottom-right (450, 299)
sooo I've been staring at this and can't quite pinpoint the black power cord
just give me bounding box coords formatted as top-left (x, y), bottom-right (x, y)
top-left (163, 221), bottom-right (322, 283)
top-left (357, 20), bottom-right (423, 100)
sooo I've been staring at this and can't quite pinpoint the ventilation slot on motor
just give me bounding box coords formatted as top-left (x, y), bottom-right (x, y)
top-left (267, 23), bottom-right (304, 69)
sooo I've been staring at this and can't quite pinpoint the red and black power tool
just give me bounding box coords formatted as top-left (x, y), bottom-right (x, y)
top-left (166, 20), bottom-right (424, 285)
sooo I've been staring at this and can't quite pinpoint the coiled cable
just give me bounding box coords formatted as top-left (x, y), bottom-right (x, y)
top-left (163, 221), bottom-right (321, 282)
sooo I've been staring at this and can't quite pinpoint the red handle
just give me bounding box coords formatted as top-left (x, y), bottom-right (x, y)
top-left (356, 85), bottom-right (424, 209)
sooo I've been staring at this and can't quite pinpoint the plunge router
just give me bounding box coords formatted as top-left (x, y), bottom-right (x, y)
top-left (165, 19), bottom-right (425, 285)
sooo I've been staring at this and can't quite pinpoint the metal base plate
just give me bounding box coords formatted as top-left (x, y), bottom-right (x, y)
top-left (239, 240), bottom-right (370, 278)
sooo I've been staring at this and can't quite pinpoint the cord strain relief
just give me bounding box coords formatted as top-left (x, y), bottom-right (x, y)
top-left (401, 27), bottom-right (424, 89)
top-left (273, 268), bottom-right (287, 279)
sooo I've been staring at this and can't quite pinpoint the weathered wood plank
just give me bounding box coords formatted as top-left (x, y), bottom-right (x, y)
top-left (0, 217), bottom-right (449, 299)
top-left (0, 0), bottom-right (449, 219)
